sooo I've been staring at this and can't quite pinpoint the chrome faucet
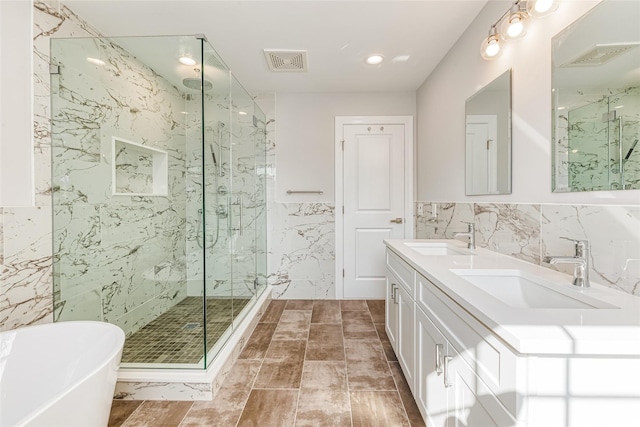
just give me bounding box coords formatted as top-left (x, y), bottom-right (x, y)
top-left (543, 238), bottom-right (590, 288)
top-left (453, 223), bottom-right (476, 250)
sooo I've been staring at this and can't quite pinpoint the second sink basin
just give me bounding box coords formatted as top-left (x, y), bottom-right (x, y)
top-left (404, 242), bottom-right (471, 256)
top-left (450, 269), bottom-right (618, 309)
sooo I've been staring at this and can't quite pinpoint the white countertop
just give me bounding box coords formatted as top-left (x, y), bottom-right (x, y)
top-left (384, 239), bottom-right (640, 356)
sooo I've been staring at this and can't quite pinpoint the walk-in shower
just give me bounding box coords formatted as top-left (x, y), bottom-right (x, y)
top-left (562, 86), bottom-right (640, 191)
top-left (50, 35), bottom-right (267, 370)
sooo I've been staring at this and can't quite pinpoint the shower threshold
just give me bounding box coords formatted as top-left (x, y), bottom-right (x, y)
top-left (115, 286), bottom-right (272, 400)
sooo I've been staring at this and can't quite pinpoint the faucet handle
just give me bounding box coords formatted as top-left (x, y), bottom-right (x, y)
top-left (461, 221), bottom-right (475, 231)
top-left (560, 237), bottom-right (589, 255)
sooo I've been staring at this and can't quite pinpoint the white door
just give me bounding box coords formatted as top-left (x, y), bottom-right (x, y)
top-left (466, 115), bottom-right (497, 194)
top-left (343, 124), bottom-right (406, 298)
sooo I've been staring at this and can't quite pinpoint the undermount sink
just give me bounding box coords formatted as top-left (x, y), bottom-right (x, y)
top-left (450, 269), bottom-right (618, 310)
top-left (404, 242), bottom-right (472, 256)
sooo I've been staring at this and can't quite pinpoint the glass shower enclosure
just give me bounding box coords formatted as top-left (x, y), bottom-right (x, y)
top-left (50, 35), bottom-right (267, 369)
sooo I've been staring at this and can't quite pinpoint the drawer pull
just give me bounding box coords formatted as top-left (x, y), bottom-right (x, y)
top-left (435, 344), bottom-right (444, 374)
top-left (444, 356), bottom-right (453, 388)
top-left (391, 284), bottom-right (398, 304)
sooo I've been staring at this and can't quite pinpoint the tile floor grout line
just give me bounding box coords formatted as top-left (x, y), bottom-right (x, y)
top-left (387, 360), bottom-right (413, 426)
top-left (117, 400), bottom-right (145, 427)
top-left (340, 300), bottom-right (355, 427)
top-left (233, 300), bottom-right (281, 427)
top-left (175, 401), bottom-right (195, 427)
top-left (291, 309), bottom-right (311, 427)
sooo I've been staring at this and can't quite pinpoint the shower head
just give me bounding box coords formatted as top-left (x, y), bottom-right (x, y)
top-left (182, 67), bottom-right (213, 91)
top-left (183, 77), bottom-right (213, 91)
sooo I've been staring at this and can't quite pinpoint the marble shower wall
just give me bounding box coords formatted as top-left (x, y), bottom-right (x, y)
top-left (416, 201), bottom-right (640, 296)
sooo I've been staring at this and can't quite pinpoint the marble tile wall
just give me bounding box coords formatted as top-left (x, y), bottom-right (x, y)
top-left (416, 201), bottom-right (640, 297)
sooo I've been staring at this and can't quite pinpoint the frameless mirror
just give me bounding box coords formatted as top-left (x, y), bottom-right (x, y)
top-left (465, 69), bottom-right (512, 195)
top-left (552, 0), bottom-right (640, 192)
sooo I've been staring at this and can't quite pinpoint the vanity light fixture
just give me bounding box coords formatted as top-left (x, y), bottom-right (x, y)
top-left (179, 56), bottom-right (197, 66)
top-left (481, 0), bottom-right (559, 60)
top-left (481, 26), bottom-right (502, 60)
top-left (501, 1), bottom-right (528, 39)
top-left (526, 0), bottom-right (559, 17)
top-left (365, 55), bottom-right (384, 65)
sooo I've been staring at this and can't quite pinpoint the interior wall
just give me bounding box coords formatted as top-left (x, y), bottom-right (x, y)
top-left (275, 92), bottom-right (416, 202)
top-left (416, 0), bottom-right (639, 205)
top-left (0, 0), bottom-right (33, 206)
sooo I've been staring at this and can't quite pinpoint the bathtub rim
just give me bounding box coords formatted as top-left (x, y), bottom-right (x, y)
top-left (0, 321), bottom-right (125, 427)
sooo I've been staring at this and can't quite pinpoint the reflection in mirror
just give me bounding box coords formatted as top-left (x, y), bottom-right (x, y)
top-left (552, 0), bottom-right (640, 192)
top-left (465, 69), bottom-right (512, 195)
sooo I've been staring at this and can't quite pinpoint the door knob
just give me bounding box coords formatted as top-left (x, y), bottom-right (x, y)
top-left (390, 218), bottom-right (403, 224)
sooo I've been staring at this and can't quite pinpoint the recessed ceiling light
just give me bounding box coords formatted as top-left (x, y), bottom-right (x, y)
top-left (179, 56), bottom-right (196, 66)
top-left (365, 55), bottom-right (384, 65)
top-left (86, 57), bottom-right (105, 66)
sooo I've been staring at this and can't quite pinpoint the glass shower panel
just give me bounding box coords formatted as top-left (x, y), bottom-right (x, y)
top-left (229, 75), bottom-right (257, 323)
top-left (200, 43), bottom-right (234, 366)
top-left (254, 104), bottom-right (268, 297)
top-left (52, 35), bottom-right (207, 369)
top-left (51, 34), bottom-right (266, 372)
top-left (615, 87), bottom-right (640, 189)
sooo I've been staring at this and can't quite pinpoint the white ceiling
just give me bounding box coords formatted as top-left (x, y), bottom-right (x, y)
top-left (64, 0), bottom-right (488, 94)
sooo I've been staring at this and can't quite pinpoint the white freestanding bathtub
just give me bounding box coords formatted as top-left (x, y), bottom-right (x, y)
top-left (0, 321), bottom-right (125, 427)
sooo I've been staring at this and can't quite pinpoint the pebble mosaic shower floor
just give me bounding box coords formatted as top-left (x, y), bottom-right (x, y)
top-left (121, 297), bottom-right (251, 364)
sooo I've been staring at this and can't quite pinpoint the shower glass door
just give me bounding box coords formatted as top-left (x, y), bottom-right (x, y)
top-left (228, 75), bottom-right (257, 329)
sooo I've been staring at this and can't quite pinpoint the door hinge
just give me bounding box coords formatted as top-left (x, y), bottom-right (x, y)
top-left (342, 269), bottom-right (345, 278)
top-left (486, 139), bottom-right (491, 150)
top-left (342, 206), bottom-right (344, 214)
top-left (49, 64), bottom-right (60, 75)
top-left (341, 140), bottom-right (344, 150)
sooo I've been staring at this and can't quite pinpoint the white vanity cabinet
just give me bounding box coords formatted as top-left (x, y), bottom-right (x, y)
top-left (415, 274), bottom-right (516, 427)
top-left (384, 241), bottom-right (640, 427)
top-left (386, 247), bottom-right (514, 426)
top-left (385, 250), bottom-right (416, 391)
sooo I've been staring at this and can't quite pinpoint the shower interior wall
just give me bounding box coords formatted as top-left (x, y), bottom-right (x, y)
top-left (51, 35), bottom-right (267, 345)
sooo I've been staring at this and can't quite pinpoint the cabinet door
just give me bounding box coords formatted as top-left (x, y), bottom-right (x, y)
top-left (397, 285), bottom-right (415, 392)
top-left (385, 269), bottom-right (399, 352)
top-left (415, 307), bottom-right (449, 427)
top-left (446, 347), bottom-right (514, 427)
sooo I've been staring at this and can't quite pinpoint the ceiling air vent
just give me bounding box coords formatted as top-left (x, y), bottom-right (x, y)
top-left (561, 43), bottom-right (639, 67)
top-left (263, 49), bottom-right (307, 72)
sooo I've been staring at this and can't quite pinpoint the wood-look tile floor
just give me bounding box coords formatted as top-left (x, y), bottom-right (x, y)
top-left (109, 299), bottom-right (425, 427)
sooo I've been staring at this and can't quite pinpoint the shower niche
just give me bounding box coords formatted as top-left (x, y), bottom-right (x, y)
top-left (50, 35), bottom-right (268, 370)
top-left (112, 137), bottom-right (168, 196)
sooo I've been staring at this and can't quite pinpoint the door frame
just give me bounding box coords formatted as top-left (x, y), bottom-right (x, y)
top-left (334, 116), bottom-right (414, 299)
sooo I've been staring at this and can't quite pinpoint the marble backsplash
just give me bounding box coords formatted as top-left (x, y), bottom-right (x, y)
top-left (416, 201), bottom-right (640, 296)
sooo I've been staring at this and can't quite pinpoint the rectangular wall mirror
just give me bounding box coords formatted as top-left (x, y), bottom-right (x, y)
top-left (465, 69), bottom-right (512, 195)
top-left (552, 0), bottom-right (640, 192)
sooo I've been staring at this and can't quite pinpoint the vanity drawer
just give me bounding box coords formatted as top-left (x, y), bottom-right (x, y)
top-left (417, 273), bottom-right (520, 417)
top-left (386, 249), bottom-right (415, 297)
